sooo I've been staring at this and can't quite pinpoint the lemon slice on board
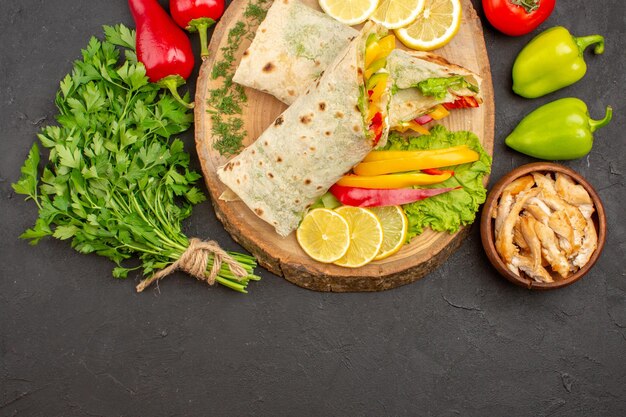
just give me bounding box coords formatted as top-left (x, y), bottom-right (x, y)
top-left (369, 205), bottom-right (408, 260)
top-left (395, 0), bottom-right (462, 51)
top-left (319, 0), bottom-right (380, 26)
top-left (371, 0), bottom-right (425, 30)
top-left (297, 209), bottom-right (351, 263)
top-left (333, 206), bottom-right (384, 268)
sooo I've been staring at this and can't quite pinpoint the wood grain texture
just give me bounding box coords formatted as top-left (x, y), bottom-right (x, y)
top-left (195, 0), bottom-right (495, 292)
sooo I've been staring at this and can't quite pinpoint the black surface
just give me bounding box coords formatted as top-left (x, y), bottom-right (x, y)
top-left (1, 1), bottom-right (625, 416)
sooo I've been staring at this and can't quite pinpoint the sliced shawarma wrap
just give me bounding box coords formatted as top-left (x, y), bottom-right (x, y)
top-left (386, 50), bottom-right (483, 129)
top-left (218, 23), bottom-right (392, 236)
top-left (233, 1), bottom-right (482, 131)
top-left (232, 0), bottom-right (358, 105)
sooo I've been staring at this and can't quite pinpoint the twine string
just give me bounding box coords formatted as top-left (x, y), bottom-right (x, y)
top-left (136, 238), bottom-right (248, 292)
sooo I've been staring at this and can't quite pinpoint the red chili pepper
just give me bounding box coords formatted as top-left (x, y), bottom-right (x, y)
top-left (482, 0), bottom-right (555, 37)
top-left (128, 0), bottom-right (195, 108)
top-left (170, 0), bottom-right (225, 60)
top-left (369, 112), bottom-right (384, 145)
top-left (329, 184), bottom-right (460, 207)
top-left (443, 96), bottom-right (480, 110)
top-left (422, 168), bottom-right (455, 176)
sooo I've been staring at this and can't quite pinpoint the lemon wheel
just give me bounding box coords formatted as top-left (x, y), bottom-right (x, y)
top-left (333, 206), bottom-right (384, 268)
top-left (395, 0), bottom-right (462, 51)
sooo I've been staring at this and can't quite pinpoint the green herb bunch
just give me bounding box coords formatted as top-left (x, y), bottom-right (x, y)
top-left (12, 25), bottom-right (259, 293)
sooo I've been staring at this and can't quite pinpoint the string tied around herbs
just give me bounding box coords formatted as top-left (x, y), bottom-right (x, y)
top-left (136, 238), bottom-right (249, 292)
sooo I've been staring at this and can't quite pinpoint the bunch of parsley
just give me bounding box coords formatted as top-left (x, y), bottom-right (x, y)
top-left (12, 25), bottom-right (259, 293)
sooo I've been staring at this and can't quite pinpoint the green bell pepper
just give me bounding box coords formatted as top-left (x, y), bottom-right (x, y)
top-left (505, 98), bottom-right (612, 160)
top-left (512, 26), bottom-right (605, 98)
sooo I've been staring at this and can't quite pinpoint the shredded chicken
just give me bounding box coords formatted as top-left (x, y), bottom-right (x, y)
top-left (555, 173), bottom-right (595, 218)
top-left (493, 171), bottom-right (597, 282)
top-left (548, 210), bottom-right (575, 256)
top-left (573, 218), bottom-right (598, 268)
top-left (495, 188), bottom-right (540, 264)
top-left (494, 175), bottom-right (535, 238)
top-left (534, 221), bottom-right (571, 278)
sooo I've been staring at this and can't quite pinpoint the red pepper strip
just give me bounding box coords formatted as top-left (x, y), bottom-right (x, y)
top-left (329, 184), bottom-right (461, 208)
top-left (443, 96), bottom-right (480, 110)
top-left (129, 0), bottom-right (195, 108)
top-left (369, 112), bottom-right (384, 146)
top-left (170, 0), bottom-right (225, 59)
top-left (368, 90), bottom-right (374, 97)
top-left (422, 168), bottom-right (455, 176)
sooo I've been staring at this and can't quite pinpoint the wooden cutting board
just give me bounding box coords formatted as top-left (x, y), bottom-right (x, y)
top-left (194, 0), bottom-right (494, 292)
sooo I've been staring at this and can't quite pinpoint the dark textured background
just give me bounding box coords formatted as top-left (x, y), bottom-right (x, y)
top-left (1, 1), bottom-right (625, 416)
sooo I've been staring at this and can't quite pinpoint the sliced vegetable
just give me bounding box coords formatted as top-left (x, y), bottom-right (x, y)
top-left (336, 172), bottom-right (453, 189)
top-left (383, 126), bottom-right (492, 238)
top-left (369, 112), bottom-right (385, 146)
top-left (170, 0), bottom-right (225, 59)
top-left (443, 96), bottom-right (480, 110)
top-left (364, 146), bottom-right (470, 162)
top-left (129, 0), bottom-right (195, 108)
top-left (330, 184), bottom-right (460, 207)
top-left (367, 73), bottom-right (389, 102)
top-left (422, 168), bottom-right (454, 176)
top-left (429, 104), bottom-right (450, 120)
top-left (365, 57), bottom-right (387, 79)
top-left (414, 75), bottom-right (478, 100)
top-left (414, 114), bottom-right (433, 125)
top-left (395, 120), bottom-right (431, 135)
top-left (354, 147), bottom-right (479, 176)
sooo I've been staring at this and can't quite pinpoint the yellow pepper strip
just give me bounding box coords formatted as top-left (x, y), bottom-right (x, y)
top-left (336, 172), bottom-right (453, 189)
top-left (365, 57), bottom-right (386, 80)
top-left (364, 34), bottom-right (396, 68)
top-left (363, 145), bottom-right (470, 162)
top-left (428, 105), bottom-right (450, 120)
top-left (367, 102), bottom-right (381, 122)
top-left (354, 148), bottom-right (479, 176)
top-left (393, 120), bottom-right (430, 135)
top-left (377, 35), bottom-right (396, 57)
top-left (368, 74), bottom-right (389, 103)
top-left (365, 41), bottom-right (382, 68)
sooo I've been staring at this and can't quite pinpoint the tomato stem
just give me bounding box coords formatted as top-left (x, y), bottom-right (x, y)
top-left (509, 0), bottom-right (540, 13)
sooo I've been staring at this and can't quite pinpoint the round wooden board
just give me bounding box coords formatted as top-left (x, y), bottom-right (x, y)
top-left (195, 0), bottom-right (495, 292)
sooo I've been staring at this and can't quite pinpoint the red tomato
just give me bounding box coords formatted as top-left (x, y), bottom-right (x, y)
top-left (482, 0), bottom-right (556, 36)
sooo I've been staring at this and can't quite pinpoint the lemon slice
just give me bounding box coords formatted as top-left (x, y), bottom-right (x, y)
top-left (333, 206), bottom-right (384, 268)
top-left (371, 0), bottom-right (425, 30)
top-left (369, 206), bottom-right (408, 260)
top-left (319, 0), bottom-right (379, 26)
top-left (395, 0), bottom-right (462, 51)
top-left (297, 209), bottom-right (351, 263)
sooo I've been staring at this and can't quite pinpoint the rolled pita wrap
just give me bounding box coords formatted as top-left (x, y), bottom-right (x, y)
top-left (387, 50), bottom-right (482, 127)
top-left (218, 23), bottom-right (390, 236)
top-left (233, 0), bottom-right (358, 105)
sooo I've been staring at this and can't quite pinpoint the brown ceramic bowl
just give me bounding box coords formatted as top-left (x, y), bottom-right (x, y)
top-left (480, 162), bottom-right (607, 290)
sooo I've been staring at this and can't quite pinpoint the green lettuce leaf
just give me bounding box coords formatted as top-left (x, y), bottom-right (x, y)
top-left (383, 125), bottom-right (492, 240)
top-left (414, 76), bottom-right (479, 100)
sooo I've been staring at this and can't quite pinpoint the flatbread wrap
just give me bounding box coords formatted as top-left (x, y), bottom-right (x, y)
top-left (387, 49), bottom-right (483, 129)
top-left (232, 0), bottom-right (358, 105)
top-left (233, 1), bottom-right (482, 133)
top-left (218, 24), bottom-right (392, 236)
